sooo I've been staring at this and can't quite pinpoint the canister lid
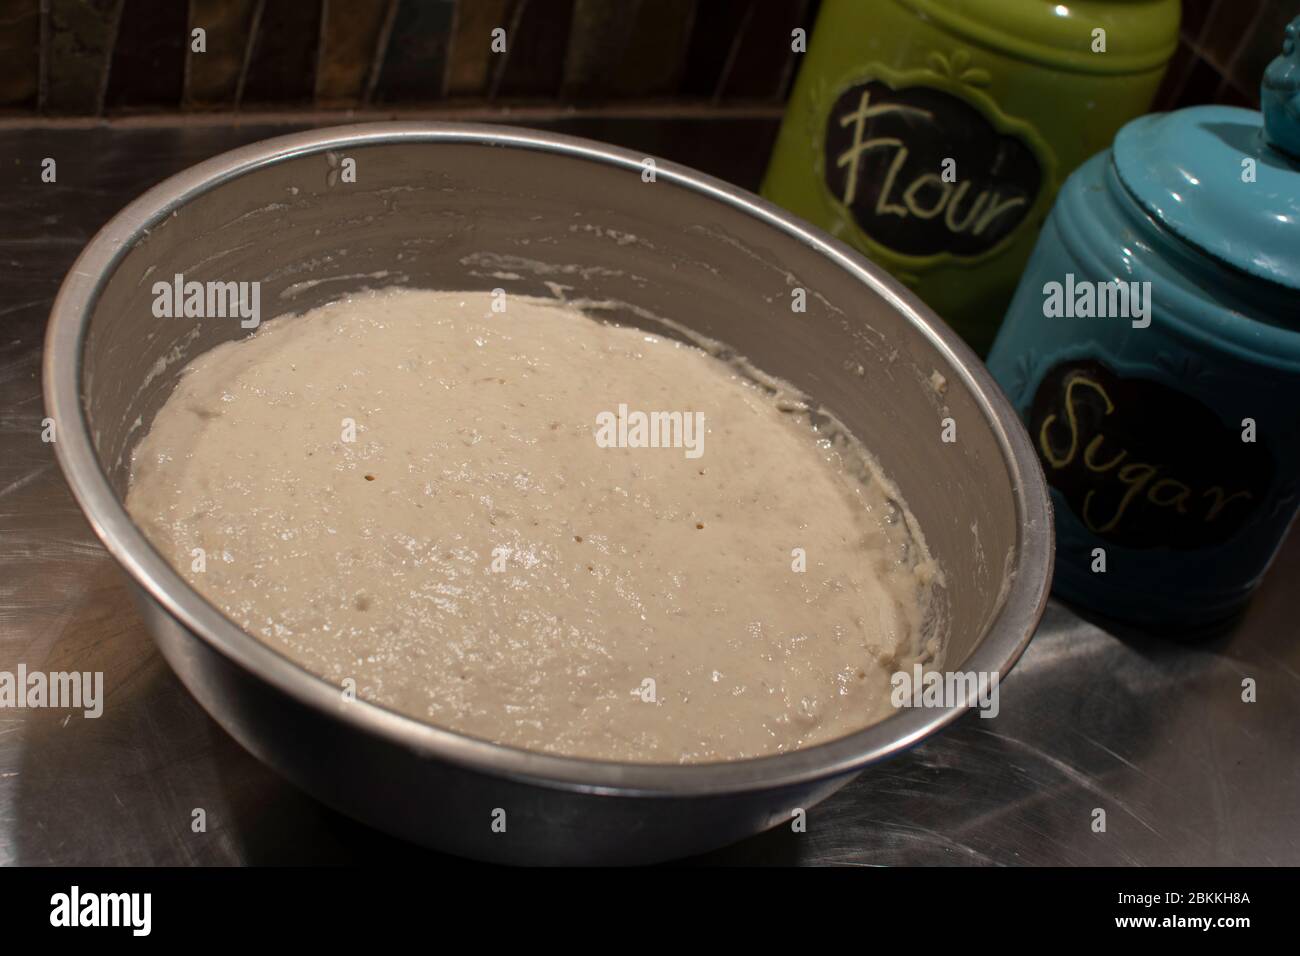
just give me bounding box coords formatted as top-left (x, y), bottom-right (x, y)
top-left (1112, 17), bottom-right (1300, 291)
top-left (893, 0), bottom-right (1181, 74)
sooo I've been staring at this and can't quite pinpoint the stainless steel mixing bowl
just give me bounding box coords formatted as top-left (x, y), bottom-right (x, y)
top-left (43, 123), bottom-right (1052, 865)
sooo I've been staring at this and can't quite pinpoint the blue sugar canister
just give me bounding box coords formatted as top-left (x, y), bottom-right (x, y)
top-left (987, 17), bottom-right (1300, 632)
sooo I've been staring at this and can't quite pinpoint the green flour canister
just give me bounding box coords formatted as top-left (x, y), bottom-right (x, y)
top-left (762, 0), bottom-right (1180, 354)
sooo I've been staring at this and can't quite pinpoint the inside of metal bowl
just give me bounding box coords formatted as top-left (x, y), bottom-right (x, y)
top-left (78, 128), bottom-right (1026, 687)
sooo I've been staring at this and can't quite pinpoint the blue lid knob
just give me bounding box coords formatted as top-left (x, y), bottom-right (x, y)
top-left (1111, 15), bottom-right (1300, 291)
top-left (1263, 16), bottom-right (1300, 158)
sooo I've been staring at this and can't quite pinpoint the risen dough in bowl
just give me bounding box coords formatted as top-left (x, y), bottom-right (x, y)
top-left (126, 288), bottom-right (939, 763)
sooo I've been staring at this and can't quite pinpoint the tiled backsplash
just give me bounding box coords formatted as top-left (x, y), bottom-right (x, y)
top-left (0, 0), bottom-right (818, 115)
top-left (0, 0), bottom-right (1278, 117)
top-left (1154, 0), bottom-right (1293, 110)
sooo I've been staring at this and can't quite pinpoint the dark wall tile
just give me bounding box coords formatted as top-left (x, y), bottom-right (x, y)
top-left (563, 0), bottom-right (693, 100)
top-left (43, 0), bottom-right (121, 115)
top-left (544, 112), bottom-right (780, 189)
top-left (242, 0), bottom-right (323, 106)
top-left (1215, 77), bottom-right (1254, 107)
top-left (105, 0), bottom-right (187, 111)
top-left (186, 0), bottom-right (258, 108)
top-left (1176, 51), bottom-right (1226, 107)
top-left (1198, 0), bottom-right (1256, 70)
top-left (317, 0), bottom-right (392, 106)
top-left (495, 0), bottom-right (573, 98)
top-left (790, 0), bottom-right (820, 97)
top-left (1228, 1), bottom-right (1294, 97)
top-left (1180, 0), bottom-right (1213, 40)
top-left (372, 0), bottom-right (455, 103)
top-left (561, 0), bottom-right (622, 98)
top-left (1152, 39), bottom-right (1195, 111)
top-left (605, 0), bottom-right (693, 98)
top-left (446, 0), bottom-right (517, 97)
top-left (719, 0), bottom-right (811, 100)
top-left (0, 0), bottom-right (40, 109)
top-left (681, 0), bottom-right (749, 98)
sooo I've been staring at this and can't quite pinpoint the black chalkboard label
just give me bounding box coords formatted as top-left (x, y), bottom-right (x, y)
top-left (1029, 360), bottom-right (1272, 549)
top-left (823, 80), bottom-right (1042, 258)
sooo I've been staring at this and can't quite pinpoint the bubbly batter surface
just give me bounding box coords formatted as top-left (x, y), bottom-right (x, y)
top-left (127, 289), bottom-right (938, 763)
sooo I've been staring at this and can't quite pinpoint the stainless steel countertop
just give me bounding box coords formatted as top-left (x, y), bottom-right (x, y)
top-left (2, 122), bottom-right (1296, 866)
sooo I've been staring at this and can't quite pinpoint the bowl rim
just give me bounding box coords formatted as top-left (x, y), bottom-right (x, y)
top-left (42, 121), bottom-right (1054, 797)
